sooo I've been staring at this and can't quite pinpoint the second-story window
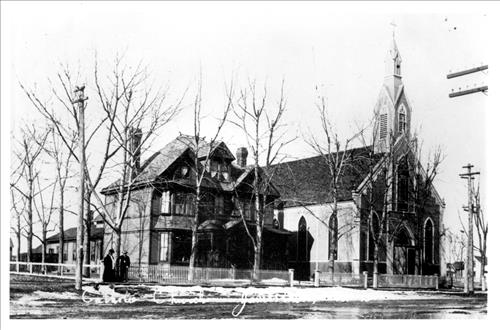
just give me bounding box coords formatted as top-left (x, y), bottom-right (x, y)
top-left (172, 193), bottom-right (194, 216)
top-left (161, 191), bottom-right (171, 214)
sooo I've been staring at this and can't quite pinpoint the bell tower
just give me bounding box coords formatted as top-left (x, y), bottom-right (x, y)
top-left (374, 29), bottom-right (412, 154)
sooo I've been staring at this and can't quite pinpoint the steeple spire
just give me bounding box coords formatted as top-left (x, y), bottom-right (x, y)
top-left (374, 25), bottom-right (412, 154)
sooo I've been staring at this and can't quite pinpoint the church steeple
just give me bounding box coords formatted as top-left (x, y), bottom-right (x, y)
top-left (374, 29), bottom-right (412, 154)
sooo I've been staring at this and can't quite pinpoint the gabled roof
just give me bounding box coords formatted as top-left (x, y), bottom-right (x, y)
top-left (101, 135), bottom-right (234, 193)
top-left (268, 146), bottom-right (383, 207)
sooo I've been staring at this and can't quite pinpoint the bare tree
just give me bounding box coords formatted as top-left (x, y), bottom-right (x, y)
top-left (10, 125), bottom-right (50, 263)
top-left (232, 79), bottom-right (290, 281)
top-left (186, 74), bottom-right (233, 281)
top-left (91, 55), bottom-right (182, 269)
top-left (20, 54), bottom-right (181, 286)
top-left (10, 188), bottom-right (27, 262)
top-left (305, 94), bottom-right (353, 282)
top-left (32, 172), bottom-right (58, 270)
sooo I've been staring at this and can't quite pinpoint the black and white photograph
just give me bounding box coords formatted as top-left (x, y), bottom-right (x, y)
top-left (1, 0), bottom-right (497, 324)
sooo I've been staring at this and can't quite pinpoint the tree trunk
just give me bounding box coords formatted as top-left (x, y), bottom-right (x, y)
top-left (115, 228), bottom-right (122, 271)
top-left (83, 191), bottom-right (92, 277)
top-left (42, 230), bottom-right (46, 274)
top-left (27, 174), bottom-right (33, 263)
top-left (373, 243), bottom-right (379, 288)
top-left (188, 192), bottom-right (200, 281)
top-left (329, 194), bottom-right (338, 285)
top-left (16, 231), bottom-right (21, 262)
top-left (252, 165), bottom-right (262, 282)
top-left (58, 191), bottom-right (64, 264)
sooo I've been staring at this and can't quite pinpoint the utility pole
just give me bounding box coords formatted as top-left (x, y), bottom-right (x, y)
top-left (73, 85), bottom-right (87, 290)
top-left (459, 164), bottom-right (480, 294)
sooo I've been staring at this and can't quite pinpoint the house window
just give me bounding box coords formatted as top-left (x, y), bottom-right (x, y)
top-left (152, 192), bottom-right (161, 216)
top-left (160, 232), bottom-right (169, 262)
top-left (243, 201), bottom-right (252, 220)
top-left (398, 106), bottom-right (406, 133)
top-left (273, 218), bottom-right (280, 229)
top-left (172, 193), bottom-right (194, 216)
top-left (49, 248), bottom-right (54, 254)
top-left (215, 196), bottom-right (224, 215)
top-left (220, 162), bottom-right (229, 181)
top-left (380, 113), bottom-right (388, 139)
top-left (210, 160), bottom-right (219, 178)
top-left (161, 191), bottom-right (171, 214)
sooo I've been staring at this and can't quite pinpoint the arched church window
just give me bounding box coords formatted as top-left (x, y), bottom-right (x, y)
top-left (424, 218), bottom-right (434, 264)
top-left (398, 106), bottom-right (407, 134)
top-left (368, 212), bottom-right (380, 261)
top-left (297, 217), bottom-right (308, 261)
top-left (397, 156), bottom-right (409, 211)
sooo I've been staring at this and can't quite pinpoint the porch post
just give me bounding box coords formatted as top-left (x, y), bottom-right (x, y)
top-left (165, 231), bottom-right (173, 264)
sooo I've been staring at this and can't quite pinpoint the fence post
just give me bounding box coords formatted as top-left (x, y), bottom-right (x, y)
top-left (29, 263), bottom-right (33, 274)
top-left (288, 269), bottom-right (294, 287)
top-left (231, 266), bottom-right (236, 280)
top-left (16, 262), bottom-right (19, 273)
top-left (434, 274), bottom-right (439, 290)
top-left (363, 271), bottom-right (368, 289)
top-left (372, 272), bottom-right (378, 289)
top-left (314, 270), bottom-right (320, 287)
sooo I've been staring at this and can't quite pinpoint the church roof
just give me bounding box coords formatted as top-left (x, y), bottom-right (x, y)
top-left (268, 146), bottom-right (383, 207)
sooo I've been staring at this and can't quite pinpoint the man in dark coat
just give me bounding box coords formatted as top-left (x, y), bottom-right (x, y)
top-left (118, 251), bottom-right (131, 282)
top-left (102, 249), bottom-right (115, 282)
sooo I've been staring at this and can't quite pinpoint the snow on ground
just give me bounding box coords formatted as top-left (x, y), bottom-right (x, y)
top-left (12, 290), bottom-right (80, 307)
top-left (138, 284), bottom-right (447, 305)
top-left (12, 282), bottom-right (450, 308)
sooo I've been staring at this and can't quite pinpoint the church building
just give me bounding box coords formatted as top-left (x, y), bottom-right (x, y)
top-left (270, 36), bottom-right (445, 280)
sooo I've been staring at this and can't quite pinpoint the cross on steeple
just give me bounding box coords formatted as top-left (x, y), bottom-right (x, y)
top-left (390, 20), bottom-right (397, 39)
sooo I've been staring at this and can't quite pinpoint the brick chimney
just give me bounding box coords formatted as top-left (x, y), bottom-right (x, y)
top-left (129, 127), bottom-right (143, 179)
top-left (236, 147), bottom-right (248, 168)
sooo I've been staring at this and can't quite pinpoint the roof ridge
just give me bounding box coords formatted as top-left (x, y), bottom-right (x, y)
top-left (269, 145), bottom-right (373, 167)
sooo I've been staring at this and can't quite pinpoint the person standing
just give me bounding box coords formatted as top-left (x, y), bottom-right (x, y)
top-left (118, 251), bottom-right (131, 282)
top-left (103, 249), bottom-right (115, 282)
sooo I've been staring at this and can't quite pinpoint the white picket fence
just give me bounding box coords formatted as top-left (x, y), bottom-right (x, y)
top-left (10, 261), bottom-right (102, 281)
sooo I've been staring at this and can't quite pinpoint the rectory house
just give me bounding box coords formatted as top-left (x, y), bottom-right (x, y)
top-left (101, 135), bottom-right (289, 270)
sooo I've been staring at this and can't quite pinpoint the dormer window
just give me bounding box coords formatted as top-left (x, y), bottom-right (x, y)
top-left (209, 159), bottom-right (230, 181)
top-left (210, 160), bottom-right (219, 178)
top-left (220, 162), bottom-right (229, 181)
top-left (398, 106), bottom-right (407, 134)
top-left (180, 166), bottom-right (189, 178)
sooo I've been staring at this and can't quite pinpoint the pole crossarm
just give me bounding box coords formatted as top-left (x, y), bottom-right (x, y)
top-left (449, 86), bottom-right (488, 98)
top-left (447, 65), bottom-right (488, 79)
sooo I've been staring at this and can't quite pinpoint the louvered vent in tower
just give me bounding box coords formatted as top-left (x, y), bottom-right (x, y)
top-left (380, 113), bottom-right (388, 139)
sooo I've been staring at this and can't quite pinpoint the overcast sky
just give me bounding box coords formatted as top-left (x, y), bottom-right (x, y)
top-left (2, 2), bottom-right (495, 253)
